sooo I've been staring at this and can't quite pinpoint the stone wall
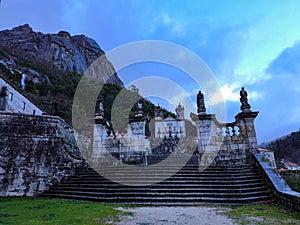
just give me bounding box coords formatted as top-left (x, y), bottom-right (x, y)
top-left (251, 153), bottom-right (300, 211)
top-left (191, 110), bottom-right (259, 165)
top-left (91, 119), bottom-right (151, 163)
top-left (0, 74), bottom-right (44, 115)
top-left (0, 112), bottom-right (86, 196)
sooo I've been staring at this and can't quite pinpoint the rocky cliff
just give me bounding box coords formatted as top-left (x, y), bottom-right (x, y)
top-left (0, 24), bottom-right (123, 86)
top-left (0, 24), bottom-right (123, 122)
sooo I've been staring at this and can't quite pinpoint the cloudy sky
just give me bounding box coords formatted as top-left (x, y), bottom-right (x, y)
top-left (1, 0), bottom-right (300, 143)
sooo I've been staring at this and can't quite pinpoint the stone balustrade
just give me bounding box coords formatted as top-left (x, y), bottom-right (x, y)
top-left (191, 110), bottom-right (259, 165)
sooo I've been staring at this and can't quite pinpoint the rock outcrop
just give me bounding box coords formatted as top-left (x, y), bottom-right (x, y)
top-left (0, 24), bottom-right (123, 86)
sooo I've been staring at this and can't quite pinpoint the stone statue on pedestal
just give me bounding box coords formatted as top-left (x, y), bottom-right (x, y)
top-left (197, 91), bottom-right (206, 114)
top-left (240, 87), bottom-right (251, 111)
top-left (95, 96), bottom-right (104, 119)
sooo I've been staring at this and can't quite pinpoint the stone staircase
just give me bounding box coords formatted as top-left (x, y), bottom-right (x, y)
top-left (40, 155), bottom-right (274, 206)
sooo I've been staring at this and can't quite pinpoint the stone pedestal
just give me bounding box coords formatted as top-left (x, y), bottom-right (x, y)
top-left (235, 111), bottom-right (259, 154)
top-left (92, 123), bottom-right (108, 158)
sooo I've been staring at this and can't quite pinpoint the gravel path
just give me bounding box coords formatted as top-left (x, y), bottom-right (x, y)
top-left (115, 206), bottom-right (237, 225)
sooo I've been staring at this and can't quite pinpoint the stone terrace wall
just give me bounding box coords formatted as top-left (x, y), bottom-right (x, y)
top-left (0, 112), bottom-right (86, 196)
top-left (251, 153), bottom-right (300, 211)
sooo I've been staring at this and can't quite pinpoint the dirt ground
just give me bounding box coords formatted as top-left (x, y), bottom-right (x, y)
top-left (115, 206), bottom-right (237, 225)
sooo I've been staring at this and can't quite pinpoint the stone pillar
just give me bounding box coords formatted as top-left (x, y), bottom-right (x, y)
top-left (129, 101), bottom-right (147, 151)
top-left (235, 111), bottom-right (259, 154)
top-left (196, 114), bottom-right (219, 166)
top-left (198, 114), bottom-right (212, 152)
top-left (92, 117), bottom-right (108, 158)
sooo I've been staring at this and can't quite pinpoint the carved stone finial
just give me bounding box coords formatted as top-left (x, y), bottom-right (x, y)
top-left (135, 101), bottom-right (143, 117)
top-left (176, 103), bottom-right (185, 120)
top-left (155, 104), bottom-right (163, 118)
top-left (240, 87), bottom-right (251, 111)
top-left (197, 91), bottom-right (206, 114)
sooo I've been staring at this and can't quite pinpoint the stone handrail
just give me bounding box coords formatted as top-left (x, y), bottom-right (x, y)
top-left (250, 152), bottom-right (300, 211)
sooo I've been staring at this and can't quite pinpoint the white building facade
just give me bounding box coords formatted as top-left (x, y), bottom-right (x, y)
top-left (0, 74), bottom-right (44, 115)
top-left (154, 104), bottom-right (186, 139)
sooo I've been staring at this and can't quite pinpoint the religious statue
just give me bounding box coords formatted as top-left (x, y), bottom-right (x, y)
top-left (240, 87), bottom-right (251, 111)
top-left (197, 91), bottom-right (206, 114)
top-left (99, 101), bottom-right (104, 112)
top-left (99, 96), bottom-right (104, 116)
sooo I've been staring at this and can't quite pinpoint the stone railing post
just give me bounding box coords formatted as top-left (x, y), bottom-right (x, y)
top-left (92, 115), bottom-right (108, 158)
top-left (191, 113), bottom-right (220, 166)
top-left (235, 111), bottom-right (259, 154)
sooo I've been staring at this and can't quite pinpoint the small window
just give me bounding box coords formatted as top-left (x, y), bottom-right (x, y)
top-left (9, 92), bottom-right (13, 101)
top-left (22, 102), bottom-right (26, 110)
top-left (33, 110), bottom-right (36, 115)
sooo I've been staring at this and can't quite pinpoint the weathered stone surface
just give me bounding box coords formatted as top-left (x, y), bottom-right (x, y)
top-left (0, 112), bottom-right (87, 197)
top-left (0, 167), bottom-right (5, 174)
top-left (251, 153), bottom-right (300, 211)
top-left (195, 110), bottom-right (259, 165)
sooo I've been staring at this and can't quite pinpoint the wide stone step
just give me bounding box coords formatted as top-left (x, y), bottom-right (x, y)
top-left (62, 176), bottom-right (262, 186)
top-left (43, 189), bottom-right (271, 198)
top-left (49, 185), bottom-right (269, 192)
top-left (70, 173), bottom-right (261, 180)
top-left (61, 177), bottom-right (264, 184)
top-left (41, 193), bottom-right (274, 205)
top-left (74, 172), bottom-right (260, 178)
top-left (82, 165), bottom-right (257, 171)
top-left (83, 164), bottom-right (255, 169)
top-left (74, 171), bottom-right (259, 177)
top-left (52, 182), bottom-right (266, 189)
top-left (48, 189), bottom-right (270, 197)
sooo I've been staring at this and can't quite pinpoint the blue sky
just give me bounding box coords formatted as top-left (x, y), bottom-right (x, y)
top-left (1, 0), bottom-right (300, 143)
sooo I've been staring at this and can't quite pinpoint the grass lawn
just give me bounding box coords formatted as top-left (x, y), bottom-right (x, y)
top-left (2, 198), bottom-right (300, 225)
top-left (0, 197), bottom-right (131, 225)
top-left (224, 204), bottom-right (300, 225)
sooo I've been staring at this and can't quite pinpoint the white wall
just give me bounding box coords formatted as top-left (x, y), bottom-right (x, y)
top-left (0, 75), bottom-right (44, 115)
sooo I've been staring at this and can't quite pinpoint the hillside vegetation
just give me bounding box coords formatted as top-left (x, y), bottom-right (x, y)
top-left (0, 24), bottom-right (195, 137)
top-left (267, 130), bottom-right (300, 163)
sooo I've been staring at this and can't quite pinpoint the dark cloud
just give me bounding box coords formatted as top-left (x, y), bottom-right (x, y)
top-left (250, 43), bottom-right (300, 143)
top-left (266, 42), bottom-right (300, 76)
